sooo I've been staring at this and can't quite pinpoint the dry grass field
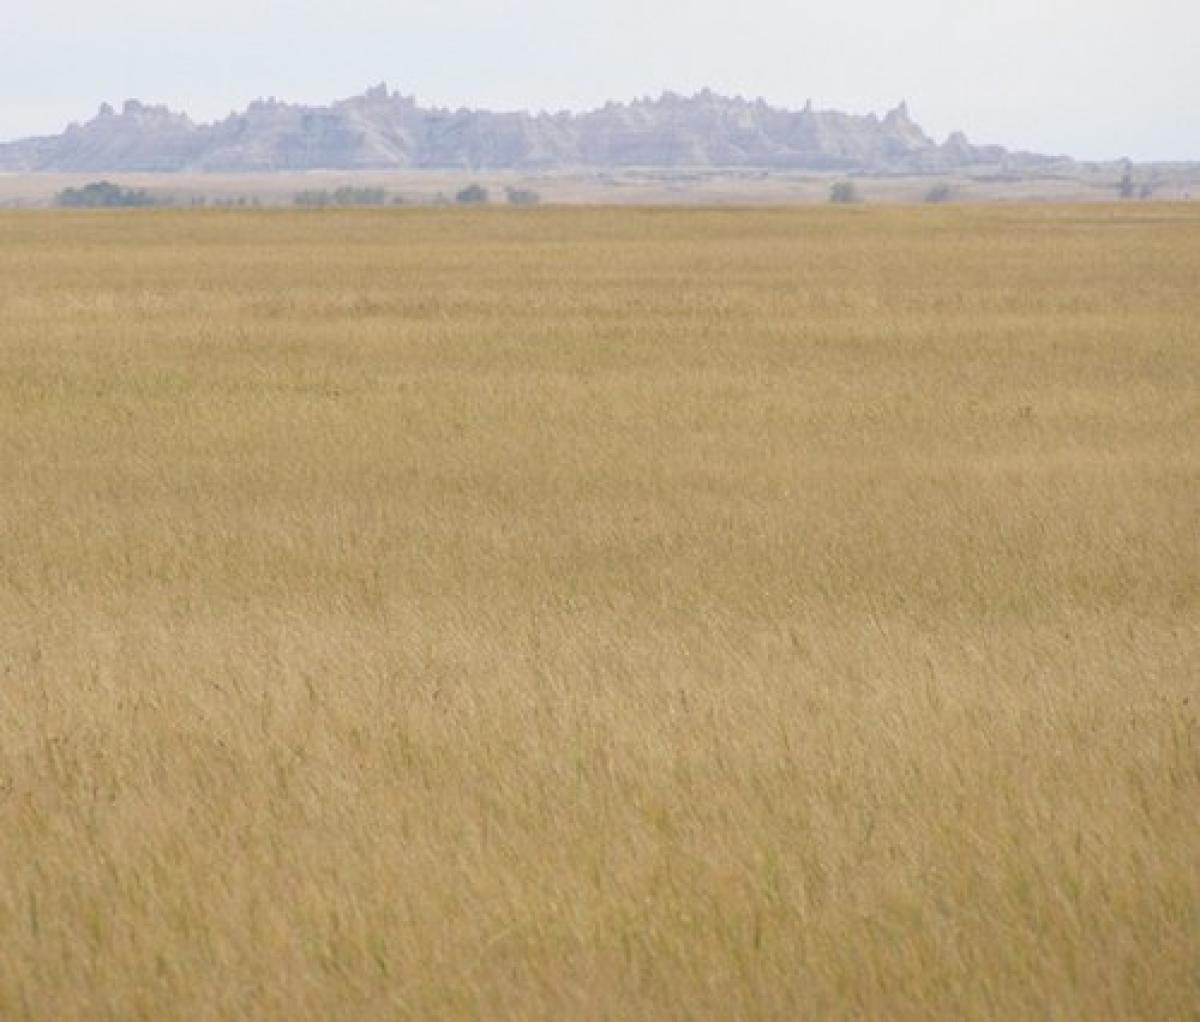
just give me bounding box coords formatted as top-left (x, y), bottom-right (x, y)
top-left (0, 205), bottom-right (1197, 1020)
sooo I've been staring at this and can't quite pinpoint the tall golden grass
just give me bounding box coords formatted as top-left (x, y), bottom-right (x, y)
top-left (0, 206), bottom-right (1197, 1020)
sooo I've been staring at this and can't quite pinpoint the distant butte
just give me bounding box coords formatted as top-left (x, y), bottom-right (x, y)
top-left (0, 86), bottom-right (1063, 174)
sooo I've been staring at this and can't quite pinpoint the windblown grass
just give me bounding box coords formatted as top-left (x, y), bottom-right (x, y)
top-left (0, 205), bottom-right (1197, 1019)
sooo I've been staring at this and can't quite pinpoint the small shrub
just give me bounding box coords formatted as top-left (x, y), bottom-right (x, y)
top-left (505, 187), bottom-right (541, 206)
top-left (455, 184), bottom-right (489, 205)
top-left (829, 180), bottom-right (861, 204)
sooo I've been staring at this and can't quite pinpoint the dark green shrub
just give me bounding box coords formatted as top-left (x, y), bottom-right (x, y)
top-left (455, 184), bottom-right (489, 205)
top-left (829, 180), bottom-right (861, 204)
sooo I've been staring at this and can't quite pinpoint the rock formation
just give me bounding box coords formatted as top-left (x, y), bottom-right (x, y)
top-left (0, 86), bottom-right (1062, 173)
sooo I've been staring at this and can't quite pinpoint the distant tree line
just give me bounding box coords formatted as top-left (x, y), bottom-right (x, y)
top-left (454, 184), bottom-right (542, 206)
top-left (51, 178), bottom-right (537, 210)
top-left (56, 181), bottom-right (157, 208)
top-left (293, 187), bottom-right (394, 207)
top-left (54, 181), bottom-right (264, 208)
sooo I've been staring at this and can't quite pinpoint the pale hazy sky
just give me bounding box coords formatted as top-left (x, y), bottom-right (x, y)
top-left (2, 0), bottom-right (1196, 160)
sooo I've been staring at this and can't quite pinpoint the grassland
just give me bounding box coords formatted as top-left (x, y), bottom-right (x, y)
top-left (4, 165), bottom-right (1199, 208)
top-left (0, 205), bottom-right (1197, 1020)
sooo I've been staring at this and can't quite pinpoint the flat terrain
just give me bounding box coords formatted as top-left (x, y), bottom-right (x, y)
top-left (0, 206), bottom-right (1197, 1020)
top-left (3, 164), bottom-right (1199, 207)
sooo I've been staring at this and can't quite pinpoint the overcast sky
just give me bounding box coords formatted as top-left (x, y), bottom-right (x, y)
top-left (2, 0), bottom-right (1196, 160)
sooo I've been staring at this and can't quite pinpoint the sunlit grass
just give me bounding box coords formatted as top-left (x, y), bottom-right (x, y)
top-left (0, 205), bottom-right (1197, 1019)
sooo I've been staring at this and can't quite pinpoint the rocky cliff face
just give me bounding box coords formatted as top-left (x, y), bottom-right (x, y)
top-left (0, 86), bottom-right (1059, 173)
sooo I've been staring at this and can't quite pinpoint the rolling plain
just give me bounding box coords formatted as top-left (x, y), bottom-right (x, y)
top-left (0, 205), bottom-right (1197, 1019)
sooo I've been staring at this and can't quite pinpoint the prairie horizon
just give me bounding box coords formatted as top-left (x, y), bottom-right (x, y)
top-left (3, 165), bottom-right (1200, 209)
